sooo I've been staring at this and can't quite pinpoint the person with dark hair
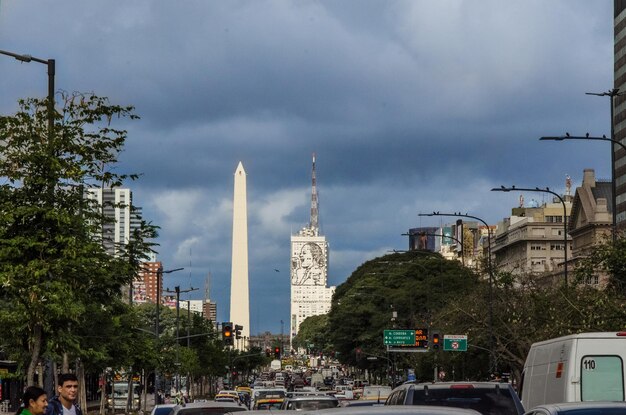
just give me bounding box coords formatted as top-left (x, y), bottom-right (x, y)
top-left (44, 374), bottom-right (83, 415)
top-left (16, 386), bottom-right (48, 415)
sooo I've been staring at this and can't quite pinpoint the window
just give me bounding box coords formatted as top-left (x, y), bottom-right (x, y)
top-left (581, 355), bottom-right (625, 401)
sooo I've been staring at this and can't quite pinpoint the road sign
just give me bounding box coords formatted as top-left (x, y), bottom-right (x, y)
top-left (443, 334), bottom-right (468, 351)
top-left (383, 330), bottom-right (415, 345)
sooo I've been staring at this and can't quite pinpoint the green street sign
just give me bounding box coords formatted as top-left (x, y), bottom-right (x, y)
top-left (383, 330), bottom-right (415, 346)
top-left (443, 335), bottom-right (468, 351)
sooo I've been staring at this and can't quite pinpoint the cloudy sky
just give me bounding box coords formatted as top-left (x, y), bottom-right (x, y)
top-left (0, 1), bottom-right (615, 334)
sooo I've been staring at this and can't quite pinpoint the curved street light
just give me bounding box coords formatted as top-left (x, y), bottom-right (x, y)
top-left (0, 49), bottom-right (55, 140)
top-left (540, 131), bottom-right (626, 243)
top-left (417, 212), bottom-right (496, 375)
top-left (491, 186), bottom-right (568, 287)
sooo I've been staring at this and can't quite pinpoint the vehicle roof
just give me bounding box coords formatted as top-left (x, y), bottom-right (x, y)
top-left (299, 406), bottom-right (482, 415)
top-left (531, 331), bottom-right (626, 345)
top-left (175, 402), bottom-right (243, 409)
top-left (403, 381), bottom-right (514, 389)
top-left (284, 395), bottom-right (338, 401)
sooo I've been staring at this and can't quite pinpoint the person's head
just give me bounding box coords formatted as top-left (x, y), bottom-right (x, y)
top-left (57, 373), bottom-right (79, 404)
top-left (19, 386), bottom-right (47, 415)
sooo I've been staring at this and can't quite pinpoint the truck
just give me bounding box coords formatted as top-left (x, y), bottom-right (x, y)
top-left (520, 331), bottom-right (626, 409)
top-left (270, 359), bottom-right (282, 371)
top-left (107, 382), bottom-right (141, 411)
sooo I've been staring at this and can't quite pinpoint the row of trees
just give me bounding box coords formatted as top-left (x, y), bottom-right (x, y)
top-left (0, 94), bottom-right (268, 406)
top-left (293, 246), bottom-right (626, 386)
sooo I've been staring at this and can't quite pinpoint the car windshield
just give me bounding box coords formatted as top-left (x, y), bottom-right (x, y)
top-left (153, 408), bottom-right (174, 415)
top-left (291, 400), bottom-right (339, 410)
top-left (412, 387), bottom-right (519, 415)
top-left (257, 402), bottom-right (283, 410)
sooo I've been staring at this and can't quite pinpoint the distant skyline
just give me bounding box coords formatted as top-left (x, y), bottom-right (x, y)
top-left (0, 1), bottom-right (615, 333)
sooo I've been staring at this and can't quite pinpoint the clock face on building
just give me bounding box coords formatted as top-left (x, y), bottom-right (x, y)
top-left (291, 241), bottom-right (327, 286)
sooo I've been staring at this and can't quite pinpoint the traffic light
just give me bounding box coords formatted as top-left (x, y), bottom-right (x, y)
top-left (274, 346), bottom-right (281, 359)
top-left (431, 331), bottom-right (441, 350)
top-left (235, 324), bottom-right (243, 339)
top-left (222, 322), bottom-right (234, 346)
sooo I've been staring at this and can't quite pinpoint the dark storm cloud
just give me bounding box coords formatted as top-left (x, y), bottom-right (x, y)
top-left (0, 0), bottom-right (615, 333)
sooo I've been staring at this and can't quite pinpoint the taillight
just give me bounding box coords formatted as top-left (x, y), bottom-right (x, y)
top-left (616, 332), bottom-right (626, 337)
top-left (449, 384), bottom-right (474, 389)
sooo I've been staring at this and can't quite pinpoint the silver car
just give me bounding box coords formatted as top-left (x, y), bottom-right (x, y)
top-left (300, 406), bottom-right (482, 415)
top-left (168, 401), bottom-right (248, 415)
top-left (280, 394), bottom-right (340, 411)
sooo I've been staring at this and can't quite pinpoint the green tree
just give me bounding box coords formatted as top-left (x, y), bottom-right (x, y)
top-left (292, 314), bottom-right (331, 353)
top-left (0, 93), bottom-right (153, 385)
top-left (328, 251), bottom-right (478, 380)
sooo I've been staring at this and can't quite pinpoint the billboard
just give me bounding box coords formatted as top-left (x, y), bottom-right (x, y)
top-left (291, 240), bottom-right (328, 286)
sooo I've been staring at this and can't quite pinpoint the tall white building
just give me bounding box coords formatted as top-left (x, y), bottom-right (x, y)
top-left (290, 155), bottom-right (335, 344)
top-left (86, 187), bottom-right (139, 256)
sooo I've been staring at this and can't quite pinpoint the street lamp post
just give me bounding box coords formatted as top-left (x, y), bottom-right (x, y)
top-left (0, 49), bottom-right (55, 141)
top-left (540, 131), bottom-right (626, 243)
top-left (491, 186), bottom-right (569, 287)
top-left (418, 212), bottom-right (496, 375)
top-left (164, 285), bottom-right (199, 393)
top-left (154, 266), bottom-right (183, 404)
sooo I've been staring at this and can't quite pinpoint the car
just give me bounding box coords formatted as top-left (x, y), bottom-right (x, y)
top-left (280, 394), bottom-right (340, 411)
top-left (299, 406), bottom-right (482, 415)
top-left (151, 404), bottom-right (177, 415)
top-left (168, 401), bottom-right (248, 415)
top-left (362, 386), bottom-right (392, 402)
top-left (523, 401), bottom-right (626, 415)
top-left (252, 398), bottom-right (284, 410)
top-left (385, 382), bottom-right (525, 415)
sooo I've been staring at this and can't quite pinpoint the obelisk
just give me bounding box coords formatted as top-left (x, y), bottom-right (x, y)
top-left (230, 162), bottom-right (250, 349)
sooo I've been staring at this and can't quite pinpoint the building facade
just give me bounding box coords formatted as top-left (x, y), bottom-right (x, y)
top-left (568, 169), bottom-right (612, 286)
top-left (86, 188), bottom-right (139, 256)
top-left (614, 1), bottom-right (626, 227)
top-left (492, 193), bottom-right (573, 280)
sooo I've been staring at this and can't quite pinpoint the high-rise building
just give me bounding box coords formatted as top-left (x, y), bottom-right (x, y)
top-left (230, 162), bottom-right (250, 349)
top-left (614, 1), bottom-right (626, 227)
top-left (86, 188), bottom-right (141, 256)
top-left (290, 154), bottom-right (336, 345)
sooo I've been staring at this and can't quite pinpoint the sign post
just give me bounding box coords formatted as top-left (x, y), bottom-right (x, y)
top-left (443, 335), bottom-right (468, 352)
top-left (383, 330), bottom-right (415, 346)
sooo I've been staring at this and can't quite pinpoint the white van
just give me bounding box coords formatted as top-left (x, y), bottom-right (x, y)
top-left (520, 331), bottom-right (626, 409)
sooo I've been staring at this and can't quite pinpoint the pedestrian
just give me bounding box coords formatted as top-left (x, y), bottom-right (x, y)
top-left (16, 386), bottom-right (48, 415)
top-left (44, 374), bottom-right (83, 415)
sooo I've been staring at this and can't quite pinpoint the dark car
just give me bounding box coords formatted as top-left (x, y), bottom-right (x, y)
top-left (385, 382), bottom-right (524, 415)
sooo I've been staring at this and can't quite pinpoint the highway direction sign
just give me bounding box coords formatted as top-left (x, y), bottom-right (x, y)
top-left (383, 330), bottom-right (415, 345)
top-left (443, 334), bottom-right (468, 351)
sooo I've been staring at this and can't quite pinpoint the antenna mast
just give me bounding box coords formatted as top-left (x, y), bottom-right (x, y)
top-left (310, 153), bottom-right (319, 235)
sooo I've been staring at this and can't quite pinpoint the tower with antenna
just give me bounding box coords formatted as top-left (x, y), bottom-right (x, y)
top-left (289, 153), bottom-right (335, 347)
top-left (310, 153), bottom-right (319, 234)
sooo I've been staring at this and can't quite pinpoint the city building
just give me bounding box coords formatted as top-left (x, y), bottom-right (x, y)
top-left (203, 300), bottom-right (218, 325)
top-left (614, 1), bottom-right (626, 228)
top-left (492, 184), bottom-right (573, 283)
top-left (568, 169), bottom-right (612, 286)
top-left (133, 260), bottom-right (161, 304)
top-left (86, 188), bottom-right (141, 257)
top-left (290, 154), bottom-right (336, 345)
